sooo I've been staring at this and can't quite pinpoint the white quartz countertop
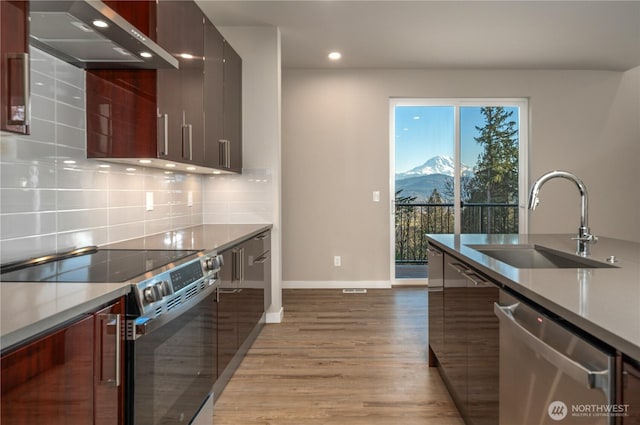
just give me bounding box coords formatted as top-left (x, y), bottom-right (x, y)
top-left (1, 224), bottom-right (272, 352)
top-left (426, 233), bottom-right (640, 360)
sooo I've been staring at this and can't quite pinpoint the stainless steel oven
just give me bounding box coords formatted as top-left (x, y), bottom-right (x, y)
top-left (1, 246), bottom-right (223, 425)
top-left (125, 253), bottom-right (222, 425)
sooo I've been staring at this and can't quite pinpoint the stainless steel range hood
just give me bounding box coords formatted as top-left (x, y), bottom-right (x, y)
top-left (29, 0), bottom-right (178, 69)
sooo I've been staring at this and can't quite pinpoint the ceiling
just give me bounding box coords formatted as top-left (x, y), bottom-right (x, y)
top-left (195, 0), bottom-right (640, 71)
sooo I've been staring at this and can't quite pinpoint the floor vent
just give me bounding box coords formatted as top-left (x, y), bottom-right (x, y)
top-left (342, 288), bottom-right (367, 294)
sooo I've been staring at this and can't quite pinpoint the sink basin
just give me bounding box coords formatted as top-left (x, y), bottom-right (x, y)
top-left (466, 244), bottom-right (616, 269)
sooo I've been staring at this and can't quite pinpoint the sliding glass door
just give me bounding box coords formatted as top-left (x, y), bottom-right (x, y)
top-left (391, 99), bottom-right (528, 280)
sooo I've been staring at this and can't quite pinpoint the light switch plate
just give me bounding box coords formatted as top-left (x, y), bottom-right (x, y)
top-left (373, 191), bottom-right (380, 202)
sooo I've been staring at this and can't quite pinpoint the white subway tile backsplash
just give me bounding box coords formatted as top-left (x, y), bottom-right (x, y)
top-left (30, 71), bottom-right (56, 99)
top-left (56, 123), bottom-right (85, 149)
top-left (1, 234), bottom-right (57, 263)
top-left (57, 209), bottom-right (108, 233)
top-left (109, 206), bottom-right (146, 226)
top-left (55, 59), bottom-right (84, 90)
top-left (30, 49), bottom-right (55, 76)
top-left (55, 80), bottom-right (85, 109)
top-left (56, 102), bottom-right (85, 129)
top-left (0, 189), bottom-right (57, 213)
top-left (1, 212), bottom-right (56, 239)
top-left (30, 94), bottom-right (56, 122)
top-left (57, 190), bottom-right (108, 210)
top-left (28, 117), bottom-right (57, 145)
top-left (0, 162), bottom-right (57, 189)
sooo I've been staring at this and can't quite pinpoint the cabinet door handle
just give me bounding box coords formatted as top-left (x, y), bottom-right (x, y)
top-left (447, 262), bottom-right (470, 274)
top-left (98, 313), bottom-right (121, 387)
top-left (254, 251), bottom-right (270, 264)
top-left (182, 124), bottom-right (193, 160)
top-left (218, 139), bottom-right (230, 168)
top-left (461, 270), bottom-right (487, 286)
top-left (157, 113), bottom-right (169, 155)
top-left (7, 53), bottom-right (30, 128)
top-left (427, 247), bottom-right (442, 257)
top-left (255, 233), bottom-right (269, 241)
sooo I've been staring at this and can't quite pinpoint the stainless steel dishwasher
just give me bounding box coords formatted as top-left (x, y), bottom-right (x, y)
top-left (495, 290), bottom-right (614, 425)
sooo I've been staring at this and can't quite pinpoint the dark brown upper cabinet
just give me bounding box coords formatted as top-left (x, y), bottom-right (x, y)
top-left (1, 0), bottom-right (30, 135)
top-left (222, 41), bottom-right (243, 173)
top-left (157, 0), bottom-right (205, 165)
top-left (86, 0), bottom-right (242, 174)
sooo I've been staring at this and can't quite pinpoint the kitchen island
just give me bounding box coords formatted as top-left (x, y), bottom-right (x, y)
top-left (426, 233), bottom-right (640, 359)
top-left (427, 233), bottom-right (640, 425)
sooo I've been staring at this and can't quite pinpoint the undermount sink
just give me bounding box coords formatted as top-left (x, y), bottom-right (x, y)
top-left (466, 244), bottom-right (617, 269)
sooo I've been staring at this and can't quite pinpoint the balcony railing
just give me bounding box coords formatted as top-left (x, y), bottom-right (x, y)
top-left (395, 202), bottom-right (519, 264)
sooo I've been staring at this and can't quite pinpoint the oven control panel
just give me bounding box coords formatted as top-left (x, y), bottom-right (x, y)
top-left (132, 252), bottom-right (223, 316)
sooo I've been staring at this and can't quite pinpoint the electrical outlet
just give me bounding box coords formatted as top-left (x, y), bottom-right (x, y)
top-left (372, 191), bottom-right (380, 202)
top-left (187, 191), bottom-right (193, 207)
top-left (145, 192), bottom-right (154, 211)
top-left (334, 256), bottom-right (341, 267)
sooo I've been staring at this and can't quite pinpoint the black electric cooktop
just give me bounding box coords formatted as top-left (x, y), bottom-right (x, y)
top-left (0, 249), bottom-right (200, 283)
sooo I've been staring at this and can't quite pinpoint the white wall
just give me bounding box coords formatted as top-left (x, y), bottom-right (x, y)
top-left (281, 67), bottom-right (640, 286)
top-left (202, 26), bottom-right (283, 322)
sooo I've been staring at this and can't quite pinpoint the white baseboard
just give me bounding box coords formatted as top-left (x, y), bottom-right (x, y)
top-left (392, 278), bottom-right (428, 287)
top-left (281, 280), bottom-right (392, 289)
top-left (265, 306), bottom-right (284, 323)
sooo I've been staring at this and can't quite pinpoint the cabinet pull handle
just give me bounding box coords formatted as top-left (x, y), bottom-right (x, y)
top-left (255, 233), bottom-right (269, 241)
top-left (6, 53), bottom-right (30, 128)
top-left (461, 270), bottom-right (487, 286)
top-left (182, 124), bottom-right (193, 160)
top-left (447, 262), bottom-right (470, 274)
top-left (218, 139), bottom-right (231, 168)
top-left (427, 247), bottom-right (442, 256)
top-left (254, 251), bottom-right (270, 264)
top-left (157, 113), bottom-right (169, 155)
top-left (98, 313), bottom-right (121, 387)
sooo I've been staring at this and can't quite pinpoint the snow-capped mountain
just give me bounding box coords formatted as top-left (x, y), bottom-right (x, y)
top-left (396, 155), bottom-right (473, 180)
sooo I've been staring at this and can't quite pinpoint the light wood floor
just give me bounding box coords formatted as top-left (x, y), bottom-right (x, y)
top-left (212, 288), bottom-right (464, 425)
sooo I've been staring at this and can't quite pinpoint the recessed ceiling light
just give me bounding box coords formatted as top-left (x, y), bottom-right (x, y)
top-left (140, 52), bottom-right (153, 58)
top-left (126, 168), bottom-right (136, 172)
top-left (63, 160), bottom-right (76, 164)
top-left (92, 20), bottom-right (109, 28)
top-left (180, 53), bottom-right (194, 59)
top-left (328, 51), bottom-right (342, 61)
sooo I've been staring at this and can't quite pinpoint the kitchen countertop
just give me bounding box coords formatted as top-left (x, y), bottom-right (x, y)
top-left (426, 233), bottom-right (640, 360)
top-left (0, 223), bottom-right (272, 352)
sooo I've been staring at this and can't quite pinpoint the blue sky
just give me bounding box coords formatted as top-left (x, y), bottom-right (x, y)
top-left (394, 105), bottom-right (519, 173)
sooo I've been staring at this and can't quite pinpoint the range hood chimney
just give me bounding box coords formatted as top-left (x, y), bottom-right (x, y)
top-left (29, 0), bottom-right (178, 69)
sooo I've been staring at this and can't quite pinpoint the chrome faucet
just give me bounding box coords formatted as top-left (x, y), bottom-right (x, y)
top-left (528, 170), bottom-right (597, 257)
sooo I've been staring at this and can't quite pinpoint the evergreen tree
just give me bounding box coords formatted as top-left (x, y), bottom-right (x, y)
top-left (468, 107), bottom-right (519, 204)
top-left (465, 106), bottom-right (519, 233)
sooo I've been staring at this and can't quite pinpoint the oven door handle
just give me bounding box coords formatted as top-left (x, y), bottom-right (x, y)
top-left (128, 282), bottom-right (217, 340)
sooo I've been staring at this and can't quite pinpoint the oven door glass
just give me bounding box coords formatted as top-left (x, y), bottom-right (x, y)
top-left (130, 292), bottom-right (216, 425)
